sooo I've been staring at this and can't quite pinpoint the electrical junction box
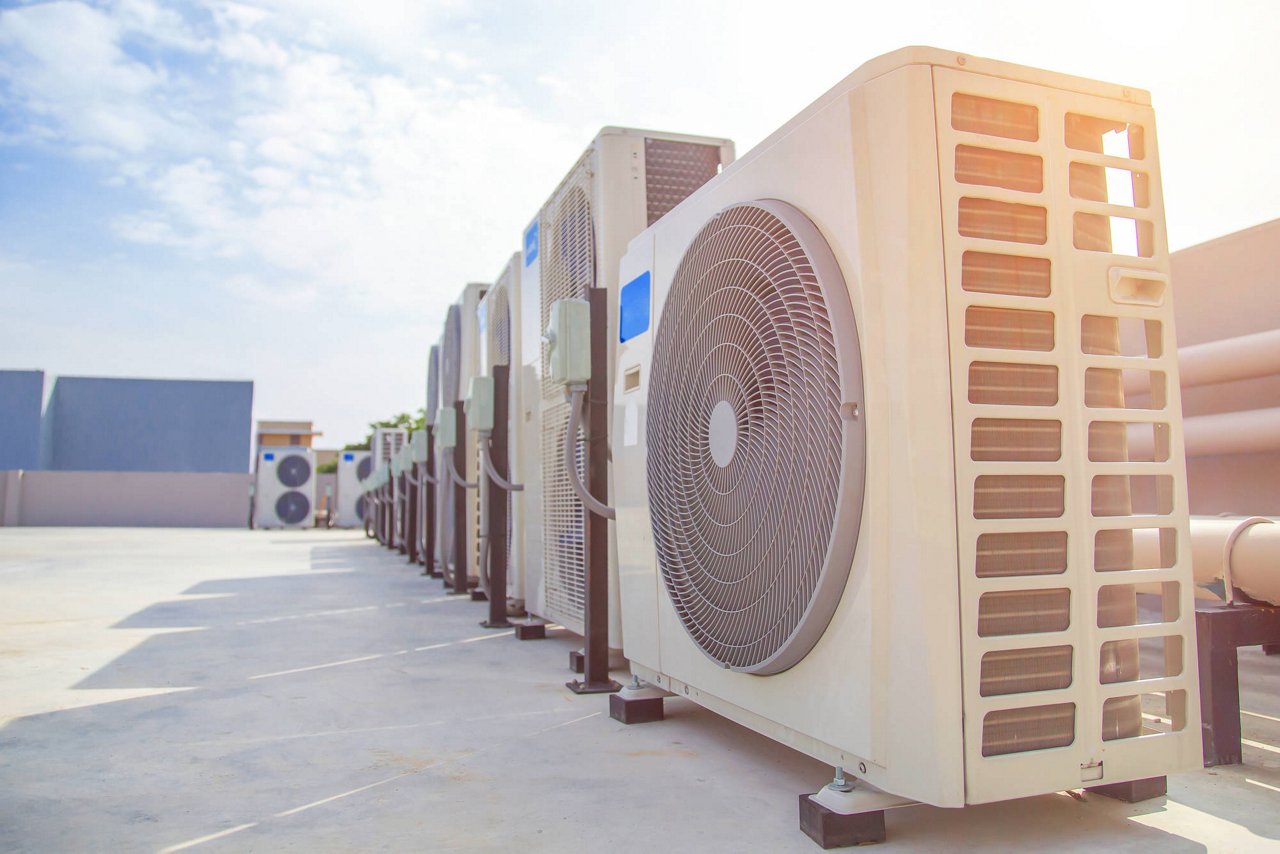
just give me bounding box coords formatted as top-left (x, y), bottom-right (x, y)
top-left (466, 376), bottom-right (495, 432)
top-left (546, 298), bottom-right (592, 386)
top-left (435, 406), bottom-right (457, 449)
top-left (409, 429), bottom-right (428, 463)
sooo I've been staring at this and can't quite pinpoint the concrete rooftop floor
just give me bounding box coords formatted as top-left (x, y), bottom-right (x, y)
top-left (0, 528), bottom-right (1278, 853)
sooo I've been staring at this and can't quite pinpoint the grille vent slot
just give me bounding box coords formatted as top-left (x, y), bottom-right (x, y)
top-left (644, 139), bottom-right (723, 226)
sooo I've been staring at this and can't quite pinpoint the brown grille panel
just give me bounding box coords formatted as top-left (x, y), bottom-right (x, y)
top-left (971, 418), bottom-right (1061, 462)
top-left (982, 703), bottom-right (1075, 756)
top-left (974, 474), bottom-right (1065, 519)
top-left (644, 139), bottom-right (723, 226)
top-left (965, 306), bottom-right (1055, 352)
top-left (968, 362), bottom-right (1058, 406)
top-left (962, 251), bottom-right (1051, 298)
top-left (952, 93), bottom-right (1039, 141)
top-left (959, 197), bottom-right (1048, 244)
top-left (956, 145), bottom-right (1043, 193)
top-left (978, 588), bottom-right (1071, 637)
top-left (981, 645), bottom-right (1073, 696)
top-left (976, 531), bottom-right (1068, 578)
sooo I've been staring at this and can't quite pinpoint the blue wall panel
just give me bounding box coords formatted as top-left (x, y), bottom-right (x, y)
top-left (45, 377), bottom-right (253, 473)
top-left (0, 370), bottom-right (44, 470)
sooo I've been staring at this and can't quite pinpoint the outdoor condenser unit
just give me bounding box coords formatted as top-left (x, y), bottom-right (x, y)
top-left (477, 253), bottom-right (524, 607)
top-left (253, 446), bottom-right (316, 530)
top-left (336, 449), bottom-right (372, 528)
top-left (613, 47), bottom-right (1200, 808)
top-left (518, 126), bottom-right (734, 642)
top-left (438, 285), bottom-right (487, 587)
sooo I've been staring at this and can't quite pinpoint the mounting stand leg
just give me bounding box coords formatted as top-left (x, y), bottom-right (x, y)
top-left (1195, 601), bottom-right (1280, 766)
top-left (470, 589), bottom-right (488, 602)
top-left (422, 439), bottom-right (440, 577)
top-left (406, 470), bottom-right (420, 565)
top-left (798, 770), bottom-right (912, 848)
top-left (513, 622), bottom-right (547, 640)
top-left (566, 290), bottom-right (621, 696)
top-left (569, 649), bottom-right (584, 674)
top-left (481, 364), bottom-right (514, 629)
top-left (1086, 777), bottom-right (1167, 802)
top-left (447, 402), bottom-right (470, 595)
top-left (609, 678), bottom-right (668, 724)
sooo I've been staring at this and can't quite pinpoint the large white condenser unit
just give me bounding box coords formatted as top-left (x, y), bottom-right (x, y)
top-left (254, 447), bottom-right (316, 529)
top-left (612, 47), bottom-right (1200, 808)
top-left (518, 126), bottom-right (734, 642)
top-left (336, 449), bottom-right (373, 528)
top-left (439, 285), bottom-right (488, 587)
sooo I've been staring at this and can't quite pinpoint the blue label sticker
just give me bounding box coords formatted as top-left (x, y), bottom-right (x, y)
top-left (264, 452), bottom-right (275, 461)
top-left (619, 271), bottom-right (651, 343)
top-left (523, 221), bottom-right (539, 266)
top-left (343, 453), bottom-right (354, 461)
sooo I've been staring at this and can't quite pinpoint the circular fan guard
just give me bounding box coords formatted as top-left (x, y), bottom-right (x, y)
top-left (441, 305), bottom-right (461, 405)
top-left (276, 491), bottom-right (311, 525)
top-left (646, 200), bottom-right (865, 675)
top-left (276, 455), bottom-right (311, 488)
top-left (356, 455), bottom-right (373, 481)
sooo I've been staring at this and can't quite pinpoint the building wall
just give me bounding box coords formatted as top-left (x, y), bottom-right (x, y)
top-left (0, 371), bottom-right (44, 470)
top-left (3, 471), bottom-right (250, 527)
top-left (43, 377), bottom-right (253, 473)
top-left (1171, 218), bottom-right (1280, 515)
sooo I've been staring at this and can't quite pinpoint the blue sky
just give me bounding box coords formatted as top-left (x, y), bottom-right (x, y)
top-left (1, 0), bottom-right (1277, 447)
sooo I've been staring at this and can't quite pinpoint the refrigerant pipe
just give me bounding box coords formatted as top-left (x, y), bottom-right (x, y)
top-left (1132, 517), bottom-right (1280, 606)
top-left (1124, 407), bottom-right (1280, 458)
top-left (565, 386), bottom-right (615, 520)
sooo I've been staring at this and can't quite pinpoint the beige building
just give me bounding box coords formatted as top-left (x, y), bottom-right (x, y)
top-left (255, 419), bottom-right (322, 449)
top-left (1171, 218), bottom-right (1280, 515)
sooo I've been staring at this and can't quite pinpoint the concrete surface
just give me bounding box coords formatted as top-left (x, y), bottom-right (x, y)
top-left (0, 528), bottom-right (1277, 853)
top-left (1, 472), bottom-right (251, 527)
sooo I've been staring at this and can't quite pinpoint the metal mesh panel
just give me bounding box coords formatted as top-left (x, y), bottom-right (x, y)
top-left (646, 201), bottom-right (863, 674)
top-left (538, 156), bottom-right (594, 627)
top-left (488, 269), bottom-right (513, 368)
top-left (644, 139), bottom-right (723, 226)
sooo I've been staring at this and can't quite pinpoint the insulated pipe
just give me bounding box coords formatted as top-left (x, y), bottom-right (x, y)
top-left (479, 432), bottom-right (523, 492)
top-left (1124, 406), bottom-right (1280, 458)
top-left (565, 386), bottom-right (615, 520)
top-left (1178, 328), bottom-right (1280, 389)
top-left (1133, 517), bottom-right (1280, 605)
top-left (444, 454), bottom-right (477, 490)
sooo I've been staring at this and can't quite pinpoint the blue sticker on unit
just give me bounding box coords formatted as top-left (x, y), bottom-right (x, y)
top-left (343, 453), bottom-right (354, 461)
top-left (264, 452), bottom-right (275, 461)
top-left (619, 271), bottom-right (651, 343)
top-left (523, 222), bottom-right (539, 266)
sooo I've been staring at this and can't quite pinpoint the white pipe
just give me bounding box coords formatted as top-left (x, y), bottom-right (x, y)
top-left (1133, 517), bottom-right (1280, 606)
top-left (1177, 328), bottom-right (1280, 389)
top-left (1125, 406), bottom-right (1280, 457)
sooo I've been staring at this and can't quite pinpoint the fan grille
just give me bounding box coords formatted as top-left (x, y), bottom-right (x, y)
top-left (647, 201), bottom-right (864, 674)
top-left (276, 454), bottom-right (311, 488)
top-left (275, 491), bottom-right (311, 526)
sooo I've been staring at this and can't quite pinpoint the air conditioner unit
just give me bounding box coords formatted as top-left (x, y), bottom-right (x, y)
top-left (612, 47), bottom-right (1200, 810)
top-left (426, 342), bottom-right (444, 572)
top-left (518, 126), bottom-right (734, 641)
top-left (336, 450), bottom-right (372, 528)
top-left (478, 253), bottom-right (524, 606)
top-left (372, 427), bottom-right (407, 466)
top-left (254, 446), bottom-right (316, 529)
top-left (439, 285), bottom-right (488, 587)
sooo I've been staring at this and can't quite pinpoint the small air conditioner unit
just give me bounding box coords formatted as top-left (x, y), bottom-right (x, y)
top-left (478, 252), bottom-right (524, 607)
top-left (613, 47), bottom-right (1200, 810)
top-left (438, 285), bottom-right (488, 588)
top-left (372, 427), bottom-right (407, 467)
top-left (517, 126), bottom-right (734, 641)
top-left (254, 446), bottom-right (316, 529)
top-left (336, 450), bottom-right (372, 528)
